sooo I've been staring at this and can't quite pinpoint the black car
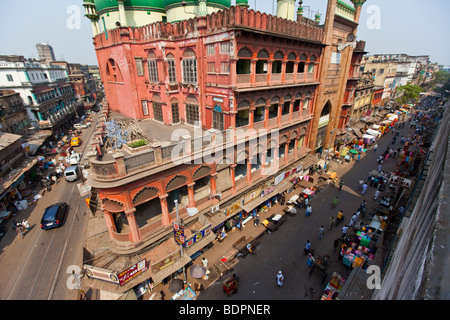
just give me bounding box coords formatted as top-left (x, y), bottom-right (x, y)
top-left (40, 203), bottom-right (69, 230)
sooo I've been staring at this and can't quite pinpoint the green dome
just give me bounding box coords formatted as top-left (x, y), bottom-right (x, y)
top-left (162, 0), bottom-right (231, 10)
top-left (93, 0), bottom-right (165, 14)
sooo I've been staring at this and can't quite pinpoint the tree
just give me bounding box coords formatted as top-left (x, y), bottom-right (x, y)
top-left (395, 84), bottom-right (423, 105)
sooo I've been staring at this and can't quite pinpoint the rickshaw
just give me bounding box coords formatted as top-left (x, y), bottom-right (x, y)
top-left (223, 274), bottom-right (239, 296)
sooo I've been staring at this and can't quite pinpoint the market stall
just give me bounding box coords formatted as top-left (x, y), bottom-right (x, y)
top-left (321, 272), bottom-right (346, 300)
top-left (171, 286), bottom-right (196, 300)
top-left (341, 230), bottom-right (376, 270)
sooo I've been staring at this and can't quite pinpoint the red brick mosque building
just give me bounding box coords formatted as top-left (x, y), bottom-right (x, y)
top-left (82, 0), bottom-right (367, 296)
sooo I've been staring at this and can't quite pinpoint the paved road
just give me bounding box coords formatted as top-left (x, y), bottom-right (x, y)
top-left (0, 115), bottom-right (98, 300)
top-left (198, 117), bottom-right (414, 300)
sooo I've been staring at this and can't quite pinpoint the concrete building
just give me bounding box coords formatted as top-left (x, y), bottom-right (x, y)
top-left (81, 0), bottom-right (368, 297)
top-left (0, 55), bottom-right (81, 132)
top-left (0, 90), bottom-right (30, 135)
top-left (36, 42), bottom-right (56, 64)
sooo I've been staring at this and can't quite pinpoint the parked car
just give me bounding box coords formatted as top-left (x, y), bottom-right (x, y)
top-left (70, 136), bottom-right (82, 146)
top-left (74, 123), bottom-right (87, 130)
top-left (69, 153), bottom-right (81, 165)
top-left (40, 203), bottom-right (68, 230)
top-left (64, 165), bottom-right (81, 182)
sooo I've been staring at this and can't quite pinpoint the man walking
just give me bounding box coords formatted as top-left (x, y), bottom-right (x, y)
top-left (342, 225), bottom-right (348, 238)
top-left (328, 217), bottom-right (335, 231)
top-left (305, 205), bottom-right (312, 217)
top-left (339, 180), bottom-right (344, 191)
top-left (304, 240), bottom-right (311, 255)
top-left (362, 183), bottom-right (368, 195)
top-left (318, 225), bottom-right (325, 239)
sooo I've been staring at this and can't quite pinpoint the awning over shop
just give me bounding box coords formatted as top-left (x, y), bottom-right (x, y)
top-left (241, 180), bottom-right (291, 212)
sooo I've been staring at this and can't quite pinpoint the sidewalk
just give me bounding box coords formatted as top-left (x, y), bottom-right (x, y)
top-left (146, 116), bottom-right (416, 300)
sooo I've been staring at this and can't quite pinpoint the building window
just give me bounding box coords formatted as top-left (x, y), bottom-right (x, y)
top-left (220, 62), bottom-right (230, 74)
top-left (167, 55), bottom-right (177, 83)
top-left (220, 42), bottom-right (231, 54)
top-left (147, 59), bottom-right (159, 83)
top-left (186, 103), bottom-right (199, 125)
top-left (213, 109), bottom-right (224, 131)
top-left (308, 63), bottom-right (314, 73)
top-left (256, 49), bottom-right (269, 74)
top-left (206, 44), bottom-right (215, 55)
top-left (331, 52), bottom-right (341, 64)
top-left (182, 58), bottom-right (197, 84)
top-left (6, 74), bottom-right (13, 82)
top-left (153, 101), bottom-right (163, 122)
top-left (135, 57), bottom-right (144, 76)
top-left (142, 100), bottom-right (149, 116)
top-left (171, 101), bottom-right (180, 123)
top-left (207, 62), bottom-right (215, 73)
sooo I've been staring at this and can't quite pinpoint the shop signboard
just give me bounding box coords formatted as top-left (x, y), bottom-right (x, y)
top-left (243, 188), bottom-right (261, 205)
top-left (274, 172), bottom-right (285, 186)
top-left (225, 199), bottom-right (242, 216)
top-left (173, 222), bottom-right (185, 245)
top-left (118, 259), bottom-right (148, 286)
top-left (284, 168), bottom-right (296, 178)
top-left (184, 224), bottom-right (212, 249)
top-left (151, 251), bottom-right (181, 274)
top-left (261, 185), bottom-right (276, 198)
top-left (83, 265), bottom-right (119, 284)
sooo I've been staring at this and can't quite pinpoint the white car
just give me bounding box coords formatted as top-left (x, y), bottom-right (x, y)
top-left (74, 123), bottom-right (87, 130)
top-left (69, 153), bottom-right (81, 165)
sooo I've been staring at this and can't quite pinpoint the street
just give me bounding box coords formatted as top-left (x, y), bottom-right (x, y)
top-left (198, 116), bottom-right (414, 300)
top-left (0, 114), bottom-right (99, 300)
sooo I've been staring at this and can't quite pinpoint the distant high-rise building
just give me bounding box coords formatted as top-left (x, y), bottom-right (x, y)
top-left (36, 42), bottom-right (56, 64)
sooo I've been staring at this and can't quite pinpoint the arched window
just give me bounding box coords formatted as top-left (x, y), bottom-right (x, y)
top-left (106, 58), bottom-right (123, 82)
top-left (256, 49), bottom-right (269, 74)
top-left (272, 51), bottom-right (284, 74)
top-left (182, 49), bottom-right (197, 84)
top-left (298, 53), bottom-right (307, 74)
top-left (147, 51), bottom-right (159, 83)
top-left (167, 53), bottom-right (177, 83)
top-left (171, 98), bottom-right (180, 123)
top-left (254, 98), bottom-right (266, 123)
top-left (185, 95), bottom-right (199, 125)
top-left (237, 47), bottom-right (252, 75)
top-left (152, 93), bottom-right (163, 122)
top-left (236, 100), bottom-right (250, 128)
top-left (286, 52), bottom-right (296, 73)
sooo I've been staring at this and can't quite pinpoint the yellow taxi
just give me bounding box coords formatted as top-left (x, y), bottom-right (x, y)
top-left (70, 136), bottom-right (82, 147)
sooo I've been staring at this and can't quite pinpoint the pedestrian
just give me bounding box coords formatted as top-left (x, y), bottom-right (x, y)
top-left (318, 225), bottom-right (325, 239)
top-left (333, 238), bottom-right (340, 253)
top-left (378, 164), bottom-right (382, 173)
top-left (304, 197), bottom-right (309, 206)
top-left (202, 257), bottom-right (208, 270)
top-left (361, 183), bottom-right (368, 195)
top-left (339, 180), bottom-right (344, 191)
top-left (374, 144), bottom-right (378, 151)
top-left (305, 205), bottom-right (312, 217)
top-left (328, 216), bottom-right (335, 231)
top-left (342, 225), bottom-right (348, 238)
top-left (304, 240), bottom-right (311, 255)
top-left (254, 214), bottom-right (260, 226)
top-left (22, 219), bottom-right (30, 231)
top-left (349, 214), bottom-right (358, 227)
top-left (374, 189), bottom-right (380, 201)
top-left (16, 225), bottom-right (24, 239)
top-left (276, 271), bottom-right (284, 287)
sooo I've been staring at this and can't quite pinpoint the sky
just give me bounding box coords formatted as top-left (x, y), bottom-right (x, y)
top-left (0, 0), bottom-right (449, 66)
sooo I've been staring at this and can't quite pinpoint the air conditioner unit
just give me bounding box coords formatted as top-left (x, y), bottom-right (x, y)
top-left (211, 205), bottom-right (220, 214)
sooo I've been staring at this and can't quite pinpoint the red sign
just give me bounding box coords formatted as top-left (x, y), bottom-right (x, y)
top-left (173, 222), bottom-right (185, 245)
top-left (118, 259), bottom-right (148, 286)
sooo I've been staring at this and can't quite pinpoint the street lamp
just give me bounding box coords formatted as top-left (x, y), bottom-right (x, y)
top-left (174, 199), bottom-right (199, 285)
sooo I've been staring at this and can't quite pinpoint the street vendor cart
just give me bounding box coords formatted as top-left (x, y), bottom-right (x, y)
top-left (223, 274), bottom-right (239, 296)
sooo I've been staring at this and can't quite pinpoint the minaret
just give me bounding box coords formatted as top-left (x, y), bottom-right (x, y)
top-left (236, 0), bottom-right (249, 8)
top-left (350, 0), bottom-right (367, 25)
top-left (276, 0), bottom-right (296, 20)
top-left (198, 0), bottom-right (207, 16)
top-left (83, 0), bottom-right (101, 36)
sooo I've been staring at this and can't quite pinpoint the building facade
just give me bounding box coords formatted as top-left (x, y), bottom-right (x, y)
top-left (0, 55), bottom-right (81, 132)
top-left (83, 0), bottom-right (367, 295)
